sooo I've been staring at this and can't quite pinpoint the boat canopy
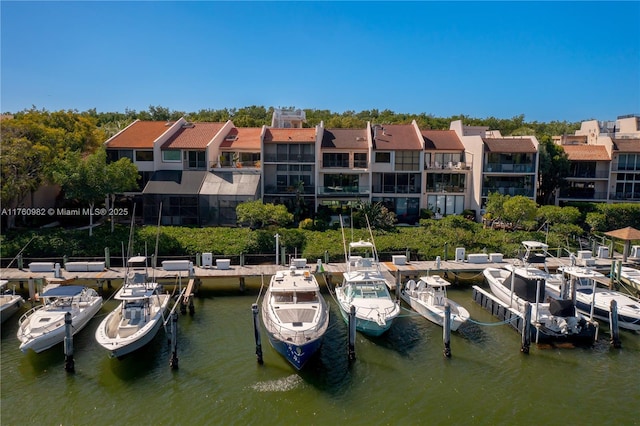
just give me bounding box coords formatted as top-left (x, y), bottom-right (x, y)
top-left (41, 285), bottom-right (85, 298)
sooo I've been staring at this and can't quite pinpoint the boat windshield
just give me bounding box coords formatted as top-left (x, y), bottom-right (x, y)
top-left (352, 283), bottom-right (389, 298)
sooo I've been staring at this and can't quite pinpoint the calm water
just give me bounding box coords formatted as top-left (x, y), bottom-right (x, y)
top-left (1, 277), bottom-right (639, 425)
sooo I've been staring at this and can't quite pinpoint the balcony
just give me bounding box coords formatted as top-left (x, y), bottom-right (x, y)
top-left (425, 161), bottom-right (469, 170)
top-left (559, 189), bottom-right (608, 200)
top-left (264, 185), bottom-right (315, 195)
top-left (484, 163), bottom-right (534, 173)
top-left (425, 185), bottom-right (465, 193)
top-left (263, 154), bottom-right (315, 163)
top-left (317, 186), bottom-right (370, 196)
top-left (482, 187), bottom-right (534, 197)
top-left (567, 171), bottom-right (609, 179)
top-left (321, 160), bottom-right (350, 168)
top-left (610, 192), bottom-right (640, 201)
top-left (371, 185), bottom-right (421, 194)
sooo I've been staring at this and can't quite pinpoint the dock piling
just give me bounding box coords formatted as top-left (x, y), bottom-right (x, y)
top-left (251, 303), bottom-right (263, 364)
top-left (28, 278), bottom-right (35, 305)
top-left (521, 302), bottom-right (531, 354)
top-left (170, 311), bottom-right (179, 369)
top-left (64, 312), bottom-right (74, 373)
top-left (609, 299), bottom-right (621, 349)
top-left (443, 303), bottom-right (451, 358)
top-left (348, 305), bottom-right (356, 361)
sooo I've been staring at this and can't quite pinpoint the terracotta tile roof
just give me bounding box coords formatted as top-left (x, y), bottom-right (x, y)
top-left (321, 128), bottom-right (369, 149)
top-left (372, 124), bottom-right (422, 151)
top-left (483, 138), bottom-right (536, 153)
top-left (421, 130), bottom-right (464, 151)
top-left (613, 139), bottom-right (640, 153)
top-left (264, 128), bottom-right (316, 143)
top-left (220, 127), bottom-right (263, 150)
top-left (162, 122), bottom-right (226, 150)
top-left (106, 120), bottom-right (173, 149)
top-left (562, 144), bottom-right (610, 161)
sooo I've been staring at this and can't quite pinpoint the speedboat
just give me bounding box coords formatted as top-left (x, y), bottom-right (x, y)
top-left (17, 285), bottom-right (102, 353)
top-left (1, 279), bottom-right (24, 323)
top-left (482, 241), bottom-right (597, 345)
top-left (335, 217), bottom-right (400, 336)
top-left (546, 266), bottom-right (640, 331)
top-left (401, 275), bottom-right (470, 331)
top-left (261, 258), bottom-right (329, 370)
top-left (95, 256), bottom-right (171, 358)
top-left (618, 266), bottom-right (640, 295)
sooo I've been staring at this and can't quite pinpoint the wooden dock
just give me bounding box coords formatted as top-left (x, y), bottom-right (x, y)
top-left (0, 256), bottom-right (620, 292)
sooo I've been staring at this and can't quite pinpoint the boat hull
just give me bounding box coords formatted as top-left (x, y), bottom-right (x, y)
top-left (484, 268), bottom-right (596, 345)
top-left (18, 299), bottom-right (102, 353)
top-left (264, 332), bottom-right (324, 370)
top-left (95, 294), bottom-right (171, 358)
top-left (400, 292), bottom-right (468, 331)
top-left (336, 302), bottom-right (393, 337)
top-left (1, 296), bottom-right (24, 323)
top-left (573, 298), bottom-right (640, 331)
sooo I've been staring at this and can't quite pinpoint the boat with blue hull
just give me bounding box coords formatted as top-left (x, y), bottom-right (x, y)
top-left (261, 259), bottom-right (329, 370)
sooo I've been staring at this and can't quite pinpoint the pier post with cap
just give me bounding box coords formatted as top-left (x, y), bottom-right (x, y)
top-left (348, 305), bottom-right (356, 361)
top-left (609, 299), bottom-right (621, 349)
top-left (443, 303), bottom-right (451, 358)
top-left (170, 311), bottom-right (179, 369)
top-left (252, 303), bottom-right (263, 364)
top-left (521, 302), bottom-right (531, 354)
top-left (64, 312), bottom-right (74, 373)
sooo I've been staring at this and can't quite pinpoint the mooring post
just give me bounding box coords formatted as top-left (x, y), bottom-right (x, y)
top-left (252, 303), bottom-right (263, 364)
top-left (443, 303), bottom-right (452, 358)
top-left (196, 253), bottom-right (201, 268)
top-left (170, 311), bottom-right (179, 369)
top-left (395, 270), bottom-right (401, 301)
top-left (64, 312), bottom-right (74, 373)
top-left (104, 247), bottom-right (110, 269)
top-left (28, 278), bottom-right (35, 306)
top-left (324, 250), bottom-right (329, 264)
top-left (239, 277), bottom-right (246, 293)
top-left (17, 253), bottom-right (23, 270)
top-left (609, 261), bottom-right (616, 289)
top-left (616, 261), bottom-right (622, 287)
top-left (240, 251), bottom-right (245, 267)
top-left (521, 302), bottom-right (531, 354)
top-left (609, 299), bottom-right (621, 349)
top-left (348, 305), bottom-right (356, 361)
top-left (443, 243), bottom-right (448, 262)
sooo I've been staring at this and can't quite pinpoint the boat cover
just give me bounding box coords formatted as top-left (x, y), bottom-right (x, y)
top-left (41, 285), bottom-right (85, 297)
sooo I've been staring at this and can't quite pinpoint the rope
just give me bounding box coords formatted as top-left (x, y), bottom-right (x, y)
top-left (466, 317), bottom-right (519, 327)
top-left (254, 274), bottom-right (266, 305)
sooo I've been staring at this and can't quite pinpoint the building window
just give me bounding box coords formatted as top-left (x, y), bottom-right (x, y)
top-left (323, 153), bottom-right (349, 168)
top-left (427, 195), bottom-right (465, 216)
top-left (184, 151), bottom-right (205, 169)
top-left (354, 153), bottom-right (368, 168)
top-left (375, 152), bottom-right (391, 163)
top-left (395, 151), bottom-right (420, 171)
top-left (107, 149), bottom-right (133, 163)
top-left (135, 150), bottom-right (153, 162)
top-left (162, 150), bottom-right (181, 162)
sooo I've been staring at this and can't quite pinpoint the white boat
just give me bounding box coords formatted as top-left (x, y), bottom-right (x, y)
top-left (401, 275), bottom-right (470, 331)
top-left (261, 258), bottom-right (329, 370)
top-left (1, 279), bottom-right (24, 323)
top-left (482, 241), bottom-right (597, 345)
top-left (546, 266), bottom-right (640, 331)
top-left (618, 266), bottom-right (640, 295)
top-left (335, 217), bottom-right (400, 336)
top-left (95, 256), bottom-right (171, 358)
top-left (17, 285), bottom-right (102, 353)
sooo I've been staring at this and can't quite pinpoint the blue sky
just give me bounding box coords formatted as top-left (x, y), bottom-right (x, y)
top-left (1, 1), bottom-right (638, 122)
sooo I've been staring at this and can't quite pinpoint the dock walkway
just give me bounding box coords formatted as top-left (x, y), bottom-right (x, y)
top-left (0, 256), bottom-right (620, 291)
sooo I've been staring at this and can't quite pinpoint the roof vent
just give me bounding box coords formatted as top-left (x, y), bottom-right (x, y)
top-left (182, 122), bottom-right (195, 128)
top-left (225, 135), bottom-right (237, 141)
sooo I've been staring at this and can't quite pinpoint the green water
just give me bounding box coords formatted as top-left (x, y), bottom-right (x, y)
top-left (1, 278), bottom-right (639, 425)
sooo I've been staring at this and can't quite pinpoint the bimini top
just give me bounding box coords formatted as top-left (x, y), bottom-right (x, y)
top-left (522, 241), bottom-right (549, 250)
top-left (41, 286), bottom-right (85, 298)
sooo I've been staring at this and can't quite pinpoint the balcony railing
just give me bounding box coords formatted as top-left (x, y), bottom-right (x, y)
top-left (425, 186), bottom-right (465, 193)
top-left (558, 189), bottom-right (608, 200)
top-left (321, 160), bottom-right (350, 168)
top-left (371, 185), bottom-right (421, 194)
top-left (610, 192), bottom-right (640, 200)
top-left (482, 187), bottom-right (534, 197)
top-left (212, 160), bottom-right (261, 169)
top-left (567, 171), bottom-right (609, 179)
top-left (263, 154), bottom-right (315, 163)
top-left (317, 186), bottom-right (371, 195)
top-left (425, 161), bottom-right (470, 170)
top-left (484, 163), bottom-right (534, 173)
top-left (264, 185), bottom-right (315, 195)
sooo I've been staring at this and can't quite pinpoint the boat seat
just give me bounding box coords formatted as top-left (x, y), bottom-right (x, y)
top-left (405, 280), bottom-right (416, 293)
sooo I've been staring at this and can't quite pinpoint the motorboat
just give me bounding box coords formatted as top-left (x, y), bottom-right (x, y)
top-left (17, 285), bottom-right (102, 353)
top-left (334, 216), bottom-right (400, 336)
top-left (401, 275), bottom-right (470, 331)
top-left (95, 256), bottom-right (171, 358)
top-left (546, 266), bottom-right (640, 331)
top-left (482, 241), bottom-right (597, 345)
top-left (618, 266), bottom-right (640, 295)
top-left (1, 279), bottom-right (24, 323)
top-left (261, 258), bottom-right (329, 370)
